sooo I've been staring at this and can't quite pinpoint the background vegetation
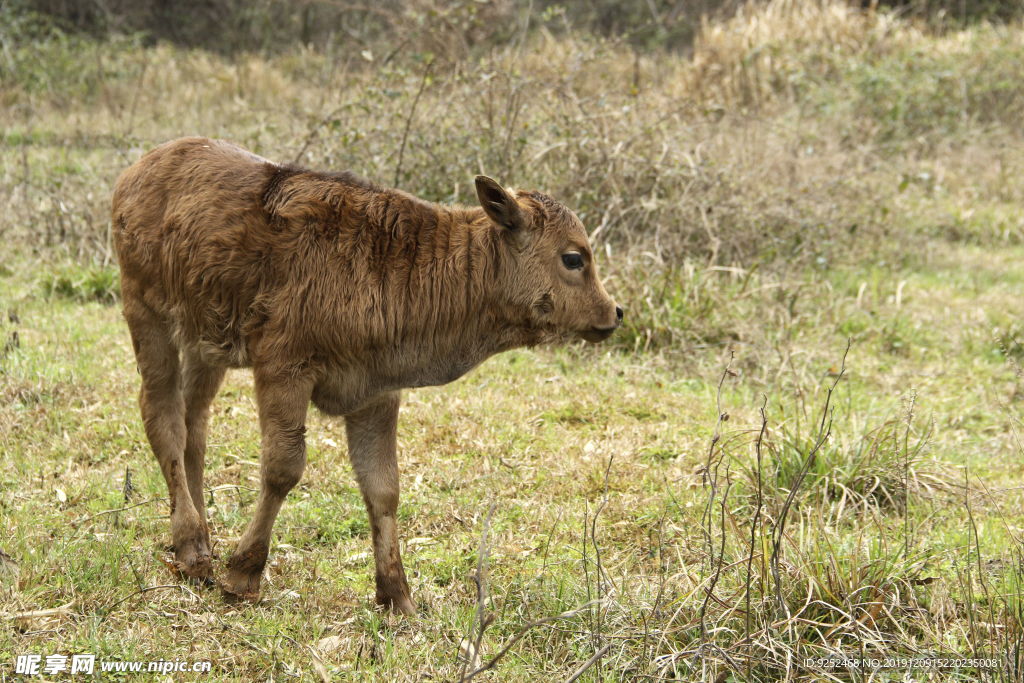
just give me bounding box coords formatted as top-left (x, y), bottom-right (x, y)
top-left (9, 0), bottom-right (1024, 54)
top-left (2, 0), bottom-right (1023, 680)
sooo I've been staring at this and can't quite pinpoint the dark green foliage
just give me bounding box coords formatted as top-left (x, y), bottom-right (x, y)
top-left (9, 0), bottom-right (1023, 58)
top-left (534, 0), bottom-right (746, 50)
top-left (873, 0), bottom-right (1023, 24)
top-left (4, 0), bottom-right (519, 56)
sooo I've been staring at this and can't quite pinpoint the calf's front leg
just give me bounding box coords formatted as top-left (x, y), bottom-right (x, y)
top-left (221, 367), bottom-right (313, 601)
top-left (346, 391), bottom-right (416, 615)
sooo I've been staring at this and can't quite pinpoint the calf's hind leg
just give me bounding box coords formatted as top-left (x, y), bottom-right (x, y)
top-left (124, 299), bottom-right (212, 580)
top-left (346, 392), bottom-right (416, 615)
top-left (182, 352), bottom-right (226, 548)
top-left (221, 367), bottom-right (313, 601)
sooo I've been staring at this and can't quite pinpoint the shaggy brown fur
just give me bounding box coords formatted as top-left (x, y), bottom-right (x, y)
top-left (112, 137), bottom-right (621, 614)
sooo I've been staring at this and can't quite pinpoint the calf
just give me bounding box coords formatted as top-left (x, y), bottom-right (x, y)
top-left (112, 137), bottom-right (621, 614)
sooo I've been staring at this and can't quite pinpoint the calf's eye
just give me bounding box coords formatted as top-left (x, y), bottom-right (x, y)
top-left (561, 253), bottom-right (584, 270)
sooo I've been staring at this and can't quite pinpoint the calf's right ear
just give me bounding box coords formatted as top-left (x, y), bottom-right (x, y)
top-left (475, 176), bottom-right (532, 233)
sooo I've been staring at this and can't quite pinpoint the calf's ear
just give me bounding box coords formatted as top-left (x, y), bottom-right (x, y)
top-left (475, 176), bottom-right (532, 232)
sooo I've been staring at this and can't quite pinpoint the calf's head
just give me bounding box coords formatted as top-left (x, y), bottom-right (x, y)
top-left (476, 176), bottom-right (622, 344)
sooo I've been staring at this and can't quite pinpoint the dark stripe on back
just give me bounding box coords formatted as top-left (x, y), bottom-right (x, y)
top-left (263, 164), bottom-right (380, 214)
top-left (261, 164), bottom-right (300, 213)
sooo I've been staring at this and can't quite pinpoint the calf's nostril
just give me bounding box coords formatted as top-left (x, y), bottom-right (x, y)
top-left (615, 306), bottom-right (623, 323)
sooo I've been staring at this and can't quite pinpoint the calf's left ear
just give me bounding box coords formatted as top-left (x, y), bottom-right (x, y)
top-left (475, 176), bottom-right (532, 233)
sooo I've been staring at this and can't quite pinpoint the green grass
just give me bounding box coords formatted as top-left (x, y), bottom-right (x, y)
top-left (40, 263), bottom-right (120, 305)
top-left (2, 238), bottom-right (1023, 680)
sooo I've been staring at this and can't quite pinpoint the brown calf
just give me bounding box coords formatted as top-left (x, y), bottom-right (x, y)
top-left (112, 137), bottom-right (621, 614)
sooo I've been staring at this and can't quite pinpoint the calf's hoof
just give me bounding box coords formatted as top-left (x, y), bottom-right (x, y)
top-left (220, 573), bottom-right (262, 603)
top-left (171, 539), bottom-right (213, 583)
top-left (221, 543), bottom-right (267, 603)
top-left (173, 553), bottom-right (213, 584)
top-left (171, 515), bottom-right (213, 583)
top-left (377, 591), bottom-right (417, 616)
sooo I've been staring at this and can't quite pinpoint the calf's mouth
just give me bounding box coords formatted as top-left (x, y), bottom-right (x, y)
top-left (582, 326), bottom-right (617, 344)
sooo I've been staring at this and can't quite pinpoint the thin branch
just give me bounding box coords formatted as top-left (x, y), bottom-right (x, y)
top-left (746, 396), bottom-right (768, 679)
top-left (902, 392), bottom-right (916, 559)
top-left (770, 340), bottom-right (850, 620)
top-left (460, 601), bottom-right (604, 682)
top-left (394, 59), bottom-right (433, 188)
top-left (697, 353), bottom-right (734, 662)
top-left (99, 584), bottom-right (200, 620)
top-left (458, 503), bottom-right (496, 681)
top-left (122, 58), bottom-right (148, 140)
top-left (589, 456), bottom-right (614, 675)
top-left (565, 643), bottom-right (611, 683)
top-left (66, 496), bottom-right (165, 542)
top-left (695, 465), bottom-right (732, 670)
top-left (642, 507), bottom-right (669, 671)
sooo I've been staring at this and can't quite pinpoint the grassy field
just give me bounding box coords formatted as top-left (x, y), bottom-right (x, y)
top-left (2, 1), bottom-right (1024, 681)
